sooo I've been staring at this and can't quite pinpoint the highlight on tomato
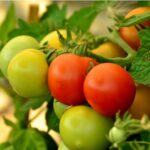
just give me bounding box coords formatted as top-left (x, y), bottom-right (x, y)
top-left (59, 105), bottom-right (113, 150)
top-left (84, 63), bottom-right (136, 117)
top-left (47, 53), bottom-right (97, 105)
top-left (0, 35), bottom-right (39, 77)
top-left (119, 7), bottom-right (150, 50)
top-left (7, 49), bottom-right (48, 98)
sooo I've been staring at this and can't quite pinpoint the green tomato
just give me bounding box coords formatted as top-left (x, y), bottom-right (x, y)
top-left (0, 35), bottom-right (39, 77)
top-left (92, 42), bottom-right (126, 58)
top-left (7, 49), bottom-right (48, 98)
top-left (40, 29), bottom-right (76, 49)
top-left (53, 99), bottom-right (70, 119)
top-left (59, 105), bottom-right (113, 150)
top-left (58, 141), bottom-right (70, 150)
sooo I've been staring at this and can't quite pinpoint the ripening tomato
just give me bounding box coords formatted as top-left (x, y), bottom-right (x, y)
top-left (7, 49), bottom-right (48, 98)
top-left (92, 42), bottom-right (126, 58)
top-left (40, 29), bottom-right (76, 49)
top-left (129, 85), bottom-right (150, 119)
top-left (48, 53), bottom-right (97, 105)
top-left (84, 63), bottom-right (136, 116)
top-left (59, 105), bottom-right (113, 150)
top-left (58, 141), bottom-right (70, 150)
top-left (119, 7), bottom-right (150, 50)
top-left (0, 35), bottom-right (39, 77)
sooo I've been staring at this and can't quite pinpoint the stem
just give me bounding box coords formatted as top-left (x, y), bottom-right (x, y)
top-left (86, 30), bottom-right (137, 67)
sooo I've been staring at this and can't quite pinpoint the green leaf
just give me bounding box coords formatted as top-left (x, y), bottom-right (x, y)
top-left (46, 100), bottom-right (59, 131)
top-left (68, 1), bottom-right (113, 33)
top-left (40, 3), bottom-right (67, 28)
top-left (3, 117), bottom-right (16, 128)
top-left (118, 11), bottom-right (150, 27)
top-left (137, 1), bottom-right (150, 7)
top-left (0, 142), bottom-right (14, 150)
top-left (0, 2), bottom-right (16, 44)
top-left (11, 128), bottom-right (48, 150)
top-left (20, 93), bottom-right (52, 111)
top-left (129, 29), bottom-right (150, 86)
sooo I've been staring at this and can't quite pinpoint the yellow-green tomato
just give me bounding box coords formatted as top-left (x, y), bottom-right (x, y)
top-left (40, 29), bottom-right (76, 49)
top-left (129, 85), bottom-right (150, 119)
top-left (92, 42), bottom-right (126, 58)
top-left (53, 99), bottom-right (70, 119)
top-left (58, 141), bottom-right (70, 150)
top-left (59, 105), bottom-right (113, 150)
top-left (0, 35), bottom-right (39, 77)
top-left (7, 49), bottom-right (48, 98)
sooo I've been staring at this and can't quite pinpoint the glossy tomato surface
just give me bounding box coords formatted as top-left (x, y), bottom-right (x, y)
top-left (48, 53), bottom-right (96, 105)
top-left (84, 63), bottom-right (136, 116)
top-left (0, 35), bottom-right (39, 76)
top-left (59, 105), bottom-right (113, 150)
top-left (119, 7), bottom-right (150, 50)
top-left (7, 49), bottom-right (48, 98)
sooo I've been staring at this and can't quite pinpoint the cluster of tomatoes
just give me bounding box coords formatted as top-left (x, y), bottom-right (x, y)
top-left (0, 7), bottom-right (150, 150)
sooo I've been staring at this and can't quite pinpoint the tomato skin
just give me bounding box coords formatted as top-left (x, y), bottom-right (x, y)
top-left (0, 35), bottom-right (39, 77)
top-left (92, 42), bottom-right (126, 58)
top-left (119, 7), bottom-right (150, 50)
top-left (40, 29), bottom-right (76, 49)
top-left (58, 141), bottom-right (70, 150)
top-left (84, 63), bottom-right (136, 116)
top-left (7, 49), bottom-right (48, 98)
top-left (48, 53), bottom-right (96, 105)
top-left (129, 85), bottom-right (150, 119)
top-left (59, 105), bottom-right (113, 150)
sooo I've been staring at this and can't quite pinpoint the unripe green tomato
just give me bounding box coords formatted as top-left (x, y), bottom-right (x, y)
top-left (58, 141), bottom-right (70, 150)
top-left (7, 49), bottom-right (48, 98)
top-left (92, 42), bottom-right (126, 58)
top-left (0, 35), bottom-right (39, 77)
top-left (53, 99), bottom-right (70, 119)
top-left (59, 105), bottom-right (113, 150)
top-left (40, 29), bottom-right (76, 49)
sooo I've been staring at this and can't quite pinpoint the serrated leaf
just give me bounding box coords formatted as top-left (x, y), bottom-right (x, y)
top-left (20, 93), bottom-right (52, 111)
top-left (129, 29), bottom-right (150, 86)
top-left (0, 2), bottom-right (16, 44)
top-left (118, 11), bottom-right (150, 27)
top-left (68, 1), bottom-right (113, 33)
top-left (40, 3), bottom-right (67, 28)
top-left (11, 128), bottom-right (47, 150)
top-left (0, 142), bottom-right (14, 150)
top-left (46, 100), bottom-right (59, 131)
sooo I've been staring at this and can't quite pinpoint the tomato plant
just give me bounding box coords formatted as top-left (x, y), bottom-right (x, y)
top-left (7, 49), bottom-right (48, 98)
top-left (40, 29), bottom-right (76, 49)
top-left (84, 63), bottom-right (136, 116)
top-left (0, 35), bottom-right (39, 77)
top-left (119, 7), bottom-right (150, 50)
top-left (48, 53), bottom-right (97, 105)
top-left (59, 105), bottom-right (113, 150)
top-left (92, 42), bottom-right (126, 58)
top-left (128, 85), bottom-right (150, 119)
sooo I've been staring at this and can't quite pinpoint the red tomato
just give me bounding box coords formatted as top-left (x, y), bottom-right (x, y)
top-left (119, 7), bottom-right (150, 50)
top-left (48, 53), bottom-right (96, 105)
top-left (84, 63), bottom-right (136, 117)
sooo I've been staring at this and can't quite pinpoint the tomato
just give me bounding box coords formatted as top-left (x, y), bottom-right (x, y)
top-left (58, 141), bottom-right (70, 150)
top-left (7, 49), bottom-right (48, 98)
top-left (53, 99), bottom-right (70, 119)
top-left (119, 7), bottom-right (150, 50)
top-left (92, 42), bottom-right (126, 58)
top-left (48, 53), bottom-right (97, 105)
top-left (128, 85), bottom-right (150, 119)
top-left (0, 35), bottom-right (39, 77)
top-left (84, 63), bottom-right (136, 116)
top-left (59, 105), bottom-right (113, 150)
top-left (40, 29), bottom-right (76, 49)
